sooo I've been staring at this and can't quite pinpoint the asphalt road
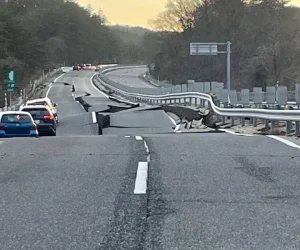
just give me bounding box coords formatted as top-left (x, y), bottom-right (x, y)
top-left (106, 67), bottom-right (154, 88)
top-left (1, 68), bottom-right (300, 249)
top-left (45, 71), bottom-right (107, 136)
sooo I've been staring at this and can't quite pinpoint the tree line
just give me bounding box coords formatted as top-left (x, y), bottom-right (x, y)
top-left (1, 0), bottom-right (298, 100)
top-left (134, 0), bottom-right (300, 90)
top-left (0, 0), bottom-right (120, 105)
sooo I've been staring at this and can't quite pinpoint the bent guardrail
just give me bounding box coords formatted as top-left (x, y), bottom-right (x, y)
top-left (93, 70), bottom-right (300, 135)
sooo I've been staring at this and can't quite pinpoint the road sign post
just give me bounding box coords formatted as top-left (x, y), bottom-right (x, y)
top-left (190, 42), bottom-right (231, 91)
top-left (6, 70), bottom-right (16, 92)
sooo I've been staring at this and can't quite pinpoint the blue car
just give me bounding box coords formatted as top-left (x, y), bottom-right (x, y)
top-left (0, 111), bottom-right (39, 138)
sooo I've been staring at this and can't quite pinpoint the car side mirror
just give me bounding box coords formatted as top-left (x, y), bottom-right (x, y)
top-left (53, 103), bottom-right (58, 107)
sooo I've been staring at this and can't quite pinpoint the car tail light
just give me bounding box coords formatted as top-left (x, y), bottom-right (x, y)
top-left (44, 113), bottom-right (54, 119)
top-left (0, 123), bottom-right (4, 130)
top-left (31, 124), bottom-right (37, 130)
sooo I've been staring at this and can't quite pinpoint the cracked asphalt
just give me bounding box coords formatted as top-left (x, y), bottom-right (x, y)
top-left (1, 69), bottom-right (300, 249)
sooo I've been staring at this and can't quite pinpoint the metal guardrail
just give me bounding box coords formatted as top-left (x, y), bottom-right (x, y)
top-left (99, 65), bottom-right (300, 107)
top-left (93, 65), bottom-right (300, 134)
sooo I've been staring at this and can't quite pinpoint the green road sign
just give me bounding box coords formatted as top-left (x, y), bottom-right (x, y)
top-left (6, 70), bottom-right (16, 92)
top-left (7, 70), bottom-right (16, 82)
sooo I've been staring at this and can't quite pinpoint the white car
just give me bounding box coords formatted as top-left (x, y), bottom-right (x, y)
top-left (22, 97), bottom-right (58, 122)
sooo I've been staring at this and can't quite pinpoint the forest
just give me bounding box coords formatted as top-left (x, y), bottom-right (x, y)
top-left (1, 0), bottom-right (300, 101)
top-left (140, 0), bottom-right (300, 90)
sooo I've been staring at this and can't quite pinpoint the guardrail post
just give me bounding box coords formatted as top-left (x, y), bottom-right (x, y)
top-left (231, 117), bottom-right (234, 126)
top-left (264, 120), bottom-right (269, 129)
top-left (270, 120), bottom-right (275, 132)
top-left (222, 116), bottom-right (225, 125)
top-left (296, 122), bottom-right (300, 136)
top-left (286, 121), bottom-right (292, 134)
top-left (241, 117), bottom-right (245, 127)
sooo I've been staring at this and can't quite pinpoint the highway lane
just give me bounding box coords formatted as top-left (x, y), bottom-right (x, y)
top-left (64, 70), bottom-right (108, 97)
top-left (0, 135), bottom-right (149, 249)
top-left (3, 67), bottom-right (300, 249)
top-left (142, 133), bottom-right (300, 249)
top-left (1, 132), bottom-right (300, 249)
top-left (106, 67), bottom-right (154, 88)
top-left (45, 73), bottom-right (99, 136)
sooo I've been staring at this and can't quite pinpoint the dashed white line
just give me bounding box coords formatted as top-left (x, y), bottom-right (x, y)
top-left (266, 135), bottom-right (300, 149)
top-left (219, 129), bottom-right (254, 137)
top-left (125, 135), bottom-right (131, 138)
top-left (0, 141), bottom-right (4, 145)
top-left (134, 162), bottom-right (148, 194)
top-left (135, 136), bottom-right (143, 141)
top-left (90, 73), bottom-right (109, 98)
top-left (92, 112), bottom-right (97, 123)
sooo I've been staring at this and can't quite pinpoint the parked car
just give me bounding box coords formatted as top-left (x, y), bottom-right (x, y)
top-left (24, 97), bottom-right (58, 123)
top-left (0, 111), bottom-right (38, 138)
top-left (20, 105), bottom-right (57, 136)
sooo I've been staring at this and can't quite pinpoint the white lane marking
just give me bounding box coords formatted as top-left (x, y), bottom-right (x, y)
top-left (0, 141), bottom-right (4, 145)
top-left (45, 83), bottom-right (53, 97)
top-left (92, 112), bottom-right (97, 123)
top-left (134, 162), bottom-right (148, 194)
top-left (125, 135), bottom-right (131, 138)
top-left (135, 136), bottom-right (143, 140)
top-left (167, 115), bottom-right (177, 126)
top-left (90, 73), bottom-right (109, 98)
top-left (266, 135), bottom-right (300, 149)
top-left (54, 73), bottom-right (64, 83)
top-left (219, 129), bottom-right (254, 137)
top-left (45, 73), bottom-right (64, 97)
top-left (167, 114), bottom-right (182, 132)
top-left (76, 101), bottom-right (85, 110)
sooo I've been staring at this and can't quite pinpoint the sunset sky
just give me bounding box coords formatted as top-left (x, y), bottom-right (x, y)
top-left (78, 0), bottom-right (300, 27)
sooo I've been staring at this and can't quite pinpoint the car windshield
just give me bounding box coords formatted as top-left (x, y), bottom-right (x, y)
top-left (1, 114), bottom-right (32, 123)
top-left (22, 108), bottom-right (49, 117)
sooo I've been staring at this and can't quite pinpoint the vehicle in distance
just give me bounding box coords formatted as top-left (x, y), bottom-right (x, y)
top-left (24, 97), bottom-right (58, 123)
top-left (20, 105), bottom-right (57, 136)
top-left (73, 65), bottom-right (80, 70)
top-left (0, 111), bottom-right (38, 138)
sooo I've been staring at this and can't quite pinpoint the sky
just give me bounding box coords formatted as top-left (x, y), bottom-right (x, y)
top-left (78, 0), bottom-right (300, 28)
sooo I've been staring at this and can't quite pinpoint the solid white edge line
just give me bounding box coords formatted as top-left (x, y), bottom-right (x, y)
top-left (54, 73), bottom-right (64, 83)
top-left (167, 114), bottom-right (182, 132)
top-left (134, 162), bottom-right (148, 194)
top-left (90, 73), bottom-right (109, 98)
top-left (219, 128), bottom-right (254, 137)
top-left (92, 112), bottom-right (97, 123)
top-left (167, 115), bottom-right (177, 126)
top-left (45, 83), bottom-right (53, 97)
top-left (45, 73), bottom-right (64, 97)
top-left (135, 136), bottom-right (143, 140)
top-left (266, 135), bottom-right (300, 149)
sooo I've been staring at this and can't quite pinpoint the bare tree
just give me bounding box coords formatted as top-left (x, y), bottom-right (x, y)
top-left (149, 0), bottom-right (200, 32)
